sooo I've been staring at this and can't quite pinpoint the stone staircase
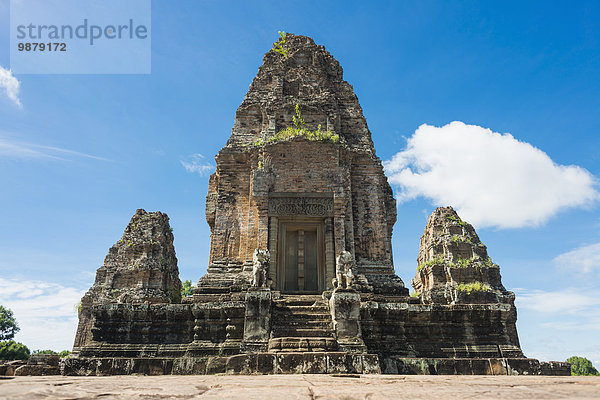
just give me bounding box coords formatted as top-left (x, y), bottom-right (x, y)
top-left (268, 294), bottom-right (338, 352)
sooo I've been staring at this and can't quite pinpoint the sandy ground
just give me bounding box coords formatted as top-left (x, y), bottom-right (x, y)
top-left (1, 374), bottom-right (599, 399)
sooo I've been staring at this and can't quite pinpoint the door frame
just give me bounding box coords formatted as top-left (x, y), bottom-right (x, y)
top-left (277, 218), bottom-right (325, 293)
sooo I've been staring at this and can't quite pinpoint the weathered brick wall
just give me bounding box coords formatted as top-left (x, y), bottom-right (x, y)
top-left (350, 153), bottom-right (396, 270)
top-left (361, 302), bottom-right (522, 359)
top-left (206, 150), bottom-right (252, 265)
top-left (207, 140), bottom-right (351, 266)
top-left (90, 304), bottom-right (195, 345)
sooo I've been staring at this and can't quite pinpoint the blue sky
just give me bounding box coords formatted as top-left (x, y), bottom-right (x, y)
top-left (0, 0), bottom-right (599, 366)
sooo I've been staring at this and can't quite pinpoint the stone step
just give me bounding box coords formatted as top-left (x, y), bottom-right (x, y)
top-left (276, 296), bottom-right (324, 306)
top-left (272, 312), bottom-right (331, 321)
top-left (268, 337), bottom-right (339, 353)
top-left (193, 286), bottom-right (231, 294)
top-left (272, 320), bottom-right (332, 329)
top-left (271, 328), bottom-right (335, 338)
top-left (274, 305), bottom-right (329, 313)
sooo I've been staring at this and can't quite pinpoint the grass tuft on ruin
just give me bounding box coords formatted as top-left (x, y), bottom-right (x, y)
top-left (417, 255), bottom-right (445, 271)
top-left (273, 31), bottom-right (289, 58)
top-left (446, 215), bottom-right (467, 227)
top-left (456, 281), bottom-right (492, 293)
top-left (253, 104), bottom-right (341, 146)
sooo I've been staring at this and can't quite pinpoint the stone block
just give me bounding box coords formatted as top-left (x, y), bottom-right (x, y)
top-left (488, 358), bottom-right (508, 375)
top-left (362, 355), bottom-right (381, 374)
top-left (505, 358), bottom-right (541, 375)
top-left (243, 289), bottom-right (272, 343)
top-left (225, 354), bottom-right (256, 374)
top-left (433, 359), bottom-right (456, 375)
top-left (326, 353), bottom-right (353, 374)
top-left (256, 353), bottom-right (275, 374)
top-left (15, 365), bottom-right (41, 376)
top-left (100, 358), bottom-right (130, 375)
top-left (275, 353), bottom-right (327, 374)
top-left (330, 289), bottom-right (362, 341)
top-left (130, 358), bottom-right (169, 375)
top-left (62, 358), bottom-right (97, 376)
top-left (172, 357), bottom-right (207, 375)
top-left (206, 357), bottom-right (226, 375)
top-left (395, 358), bottom-right (433, 375)
top-left (540, 361), bottom-right (571, 376)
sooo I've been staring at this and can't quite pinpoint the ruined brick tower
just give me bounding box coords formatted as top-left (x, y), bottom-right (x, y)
top-left (65, 34), bottom-right (565, 376)
top-left (200, 33), bottom-right (406, 295)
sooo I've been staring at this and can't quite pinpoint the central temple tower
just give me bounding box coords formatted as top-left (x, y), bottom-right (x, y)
top-left (65, 33), bottom-right (558, 377)
top-left (201, 34), bottom-right (406, 295)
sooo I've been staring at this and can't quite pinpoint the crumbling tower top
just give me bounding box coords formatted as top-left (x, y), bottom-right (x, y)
top-left (227, 33), bottom-right (376, 153)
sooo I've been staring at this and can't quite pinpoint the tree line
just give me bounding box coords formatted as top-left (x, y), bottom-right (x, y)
top-left (0, 305), bottom-right (70, 360)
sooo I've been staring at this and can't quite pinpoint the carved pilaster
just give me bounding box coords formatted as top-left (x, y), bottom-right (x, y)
top-left (325, 218), bottom-right (335, 290)
top-left (242, 288), bottom-right (272, 352)
top-left (268, 217), bottom-right (278, 289)
top-left (329, 289), bottom-right (366, 353)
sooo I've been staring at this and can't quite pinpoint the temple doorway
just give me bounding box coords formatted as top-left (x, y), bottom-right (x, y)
top-left (277, 221), bottom-right (325, 293)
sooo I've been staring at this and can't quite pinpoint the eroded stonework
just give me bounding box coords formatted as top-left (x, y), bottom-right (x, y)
top-left (268, 196), bottom-right (334, 217)
top-left (63, 34), bottom-right (565, 377)
top-left (73, 209), bottom-right (181, 348)
top-left (412, 206), bottom-right (513, 305)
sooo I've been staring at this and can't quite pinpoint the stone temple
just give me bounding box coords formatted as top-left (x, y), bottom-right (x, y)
top-left (64, 34), bottom-right (567, 376)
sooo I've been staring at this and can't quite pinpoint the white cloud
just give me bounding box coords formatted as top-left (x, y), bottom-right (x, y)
top-left (0, 66), bottom-right (22, 107)
top-left (0, 135), bottom-right (112, 162)
top-left (0, 277), bottom-right (86, 351)
top-left (515, 287), bottom-right (600, 317)
top-left (180, 153), bottom-right (214, 175)
top-left (525, 338), bottom-right (600, 367)
top-left (384, 121), bottom-right (599, 229)
top-left (554, 242), bottom-right (600, 275)
top-left (515, 287), bottom-right (600, 366)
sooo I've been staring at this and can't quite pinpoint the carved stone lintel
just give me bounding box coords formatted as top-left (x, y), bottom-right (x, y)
top-left (268, 196), bottom-right (333, 217)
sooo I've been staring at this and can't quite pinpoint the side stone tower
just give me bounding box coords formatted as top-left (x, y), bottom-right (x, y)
top-left (412, 206), bottom-right (514, 305)
top-left (73, 209), bottom-right (182, 347)
top-left (200, 33), bottom-right (406, 295)
top-left (410, 206), bottom-right (520, 350)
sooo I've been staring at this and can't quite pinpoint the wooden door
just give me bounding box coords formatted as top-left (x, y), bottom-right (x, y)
top-left (279, 222), bottom-right (324, 293)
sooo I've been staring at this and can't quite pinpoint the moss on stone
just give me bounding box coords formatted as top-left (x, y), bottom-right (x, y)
top-left (253, 104), bottom-right (341, 146)
top-left (456, 281), bottom-right (492, 293)
top-left (417, 255), bottom-right (445, 271)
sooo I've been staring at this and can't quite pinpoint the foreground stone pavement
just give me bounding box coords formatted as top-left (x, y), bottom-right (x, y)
top-left (1, 375), bottom-right (599, 399)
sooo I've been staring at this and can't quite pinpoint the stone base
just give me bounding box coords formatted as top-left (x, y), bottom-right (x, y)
top-left (382, 357), bottom-right (570, 376)
top-left (62, 352), bottom-right (380, 376)
top-left (9, 354), bottom-right (62, 376)
top-left (14, 365), bottom-right (61, 376)
top-left (62, 355), bottom-right (566, 376)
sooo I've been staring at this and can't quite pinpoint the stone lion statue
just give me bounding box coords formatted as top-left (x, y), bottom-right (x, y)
top-left (252, 248), bottom-right (270, 288)
top-left (333, 251), bottom-right (355, 289)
